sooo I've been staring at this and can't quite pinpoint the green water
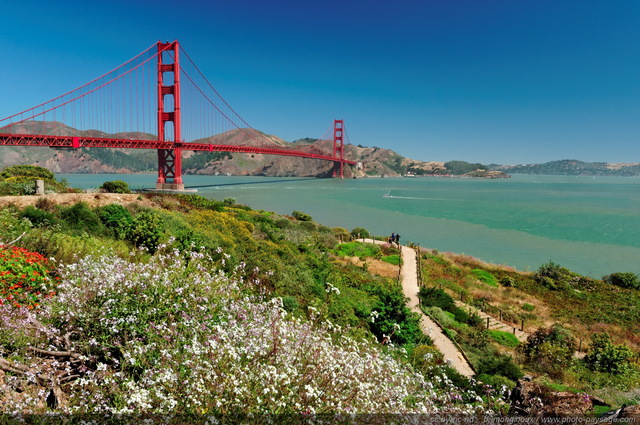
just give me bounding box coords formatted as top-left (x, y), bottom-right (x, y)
top-left (59, 173), bottom-right (640, 277)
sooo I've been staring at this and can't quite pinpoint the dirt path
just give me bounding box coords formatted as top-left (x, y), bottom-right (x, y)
top-left (364, 239), bottom-right (475, 377)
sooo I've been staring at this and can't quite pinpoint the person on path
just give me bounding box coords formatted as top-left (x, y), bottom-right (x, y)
top-left (395, 233), bottom-right (401, 247)
top-left (389, 232), bottom-right (396, 244)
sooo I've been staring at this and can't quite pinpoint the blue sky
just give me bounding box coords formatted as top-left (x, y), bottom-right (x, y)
top-left (2, 0), bottom-right (639, 164)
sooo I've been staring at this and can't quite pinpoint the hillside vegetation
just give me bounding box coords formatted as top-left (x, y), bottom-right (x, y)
top-left (1, 166), bottom-right (639, 417)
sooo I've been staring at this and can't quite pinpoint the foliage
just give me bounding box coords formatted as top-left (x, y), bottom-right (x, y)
top-left (60, 202), bottom-right (104, 235)
top-left (0, 165), bottom-right (55, 180)
top-left (350, 227), bottom-right (370, 239)
top-left (476, 352), bottom-right (523, 382)
top-left (20, 205), bottom-right (57, 227)
top-left (366, 281), bottom-right (423, 345)
top-left (583, 333), bottom-right (636, 375)
top-left (0, 165), bottom-right (70, 195)
top-left (333, 242), bottom-right (381, 259)
top-left (535, 261), bottom-right (576, 290)
top-left (381, 254), bottom-right (401, 265)
top-left (0, 246), bottom-right (57, 309)
top-left (183, 151), bottom-right (232, 170)
top-left (443, 161), bottom-right (487, 175)
top-left (603, 272), bottom-right (640, 290)
top-left (519, 325), bottom-right (576, 379)
top-left (488, 330), bottom-right (520, 348)
top-left (0, 247), bottom-right (502, 415)
top-left (125, 210), bottom-right (164, 253)
top-left (175, 194), bottom-right (225, 212)
top-left (99, 180), bottom-right (132, 194)
top-left (96, 204), bottom-right (133, 239)
top-left (291, 210), bottom-right (313, 222)
top-left (521, 303), bottom-right (535, 312)
top-left (472, 269), bottom-right (498, 287)
top-left (418, 287), bottom-right (456, 312)
top-left (83, 148), bottom-right (156, 172)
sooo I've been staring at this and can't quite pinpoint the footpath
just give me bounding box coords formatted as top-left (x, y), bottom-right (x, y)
top-left (364, 239), bottom-right (475, 377)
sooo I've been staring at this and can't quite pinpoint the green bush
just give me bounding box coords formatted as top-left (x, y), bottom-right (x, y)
top-left (477, 353), bottom-right (523, 382)
top-left (99, 180), bottom-right (131, 194)
top-left (418, 287), bottom-right (456, 312)
top-left (60, 202), bottom-right (104, 235)
top-left (126, 210), bottom-right (164, 253)
top-left (488, 330), bottom-right (520, 347)
top-left (0, 165), bottom-right (54, 180)
top-left (20, 205), bottom-right (56, 227)
top-left (472, 269), bottom-right (498, 287)
top-left (96, 204), bottom-right (133, 239)
top-left (522, 303), bottom-right (535, 312)
top-left (333, 242), bottom-right (381, 259)
top-left (519, 325), bottom-right (576, 379)
top-left (292, 210), bottom-right (313, 222)
top-left (350, 227), bottom-right (371, 239)
top-left (584, 332), bottom-right (635, 375)
top-left (381, 254), bottom-right (401, 265)
top-left (603, 272), bottom-right (640, 290)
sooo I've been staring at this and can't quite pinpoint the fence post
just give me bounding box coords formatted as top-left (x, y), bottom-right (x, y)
top-left (521, 319), bottom-right (524, 332)
top-left (499, 309), bottom-right (502, 321)
top-left (486, 317), bottom-right (490, 330)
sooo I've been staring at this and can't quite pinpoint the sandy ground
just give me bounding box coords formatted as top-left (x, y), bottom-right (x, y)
top-left (0, 192), bottom-right (160, 209)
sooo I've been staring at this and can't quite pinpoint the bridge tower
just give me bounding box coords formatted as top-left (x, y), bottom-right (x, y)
top-left (156, 41), bottom-right (184, 191)
top-left (332, 119), bottom-right (345, 178)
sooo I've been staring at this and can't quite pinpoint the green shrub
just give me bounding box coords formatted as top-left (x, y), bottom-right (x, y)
top-left (603, 272), bottom-right (640, 290)
top-left (20, 205), bottom-right (56, 227)
top-left (477, 353), bottom-right (523, 382)
top-left (350, 227), bottom-right (370, 239)
top-left (292, 210), bottom-right (313, 222)
top-left (488, 330), bottom-right (520, 347)
top-left (60, 202), bottom-right (104, 235)
top-left (522, 303), bottom-right (535, 312)
top-left (99, 180), bottom-right (131, 194)
top-left (472, 269), bottom-right (498, 287)
top-left (381, 254), bottom-right (401, 265)
top-left (333, 242), bottom-right (380, 259)
top-left (418, 287), bottom-right (456, 312)
top-left (96, 204), bottom-right (133, 239)
top-left (0, 165), bottom-right (54, 180)
top-left (519, 325), bottom-right (576, 379)
top-left (584, 332), bottom-right (635, 375)
top-left (126, 210), bottom-right (164, 253)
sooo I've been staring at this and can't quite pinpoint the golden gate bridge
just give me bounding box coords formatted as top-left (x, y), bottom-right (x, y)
top-left (0, 41), bottom-right (357, 190)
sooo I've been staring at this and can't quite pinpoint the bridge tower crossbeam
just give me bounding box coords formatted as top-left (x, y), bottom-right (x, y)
top-left (156, 41), bottom-right (184, 191)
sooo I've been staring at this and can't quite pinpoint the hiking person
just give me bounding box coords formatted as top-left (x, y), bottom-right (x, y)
top-left (395, 233), bottom-right (401, 246)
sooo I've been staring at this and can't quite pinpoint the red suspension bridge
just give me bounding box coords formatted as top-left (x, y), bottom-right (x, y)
top-left (0, 41), bottom-right (357, 190)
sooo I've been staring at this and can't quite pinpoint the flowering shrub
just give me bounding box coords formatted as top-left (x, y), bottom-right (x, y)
top-left (0, 243), bottom-right (504, 415)
top-left (0, 246), bottom-right (57, 309)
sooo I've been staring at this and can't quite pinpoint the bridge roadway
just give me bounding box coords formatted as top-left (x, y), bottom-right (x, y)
top-left (364, 238), bottom-right (475, 378)
top-left (0, 133), bottom-right (358, 165)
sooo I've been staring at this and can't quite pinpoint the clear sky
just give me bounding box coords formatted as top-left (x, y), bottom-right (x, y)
top-left (2, 0), bottom-right (639, 164)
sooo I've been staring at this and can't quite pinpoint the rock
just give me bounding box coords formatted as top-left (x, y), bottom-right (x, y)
top-left (509, 380), bottom-right (594, 417)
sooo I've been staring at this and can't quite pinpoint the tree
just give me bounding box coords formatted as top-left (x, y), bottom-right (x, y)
top-left (350, 227), bottom-right (370, 239)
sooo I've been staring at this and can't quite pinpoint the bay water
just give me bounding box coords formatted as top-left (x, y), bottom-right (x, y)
top-left (59, 173), bottom-right (640, 278)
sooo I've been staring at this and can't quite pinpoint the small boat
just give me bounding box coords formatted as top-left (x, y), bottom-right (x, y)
top-left (383, 189), bottom-right (391, 198)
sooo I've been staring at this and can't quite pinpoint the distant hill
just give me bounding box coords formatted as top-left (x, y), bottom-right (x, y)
top-left (1, 121), bottom-right (507, 178)
top-left (494, 159), bottom-right (640, 176)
